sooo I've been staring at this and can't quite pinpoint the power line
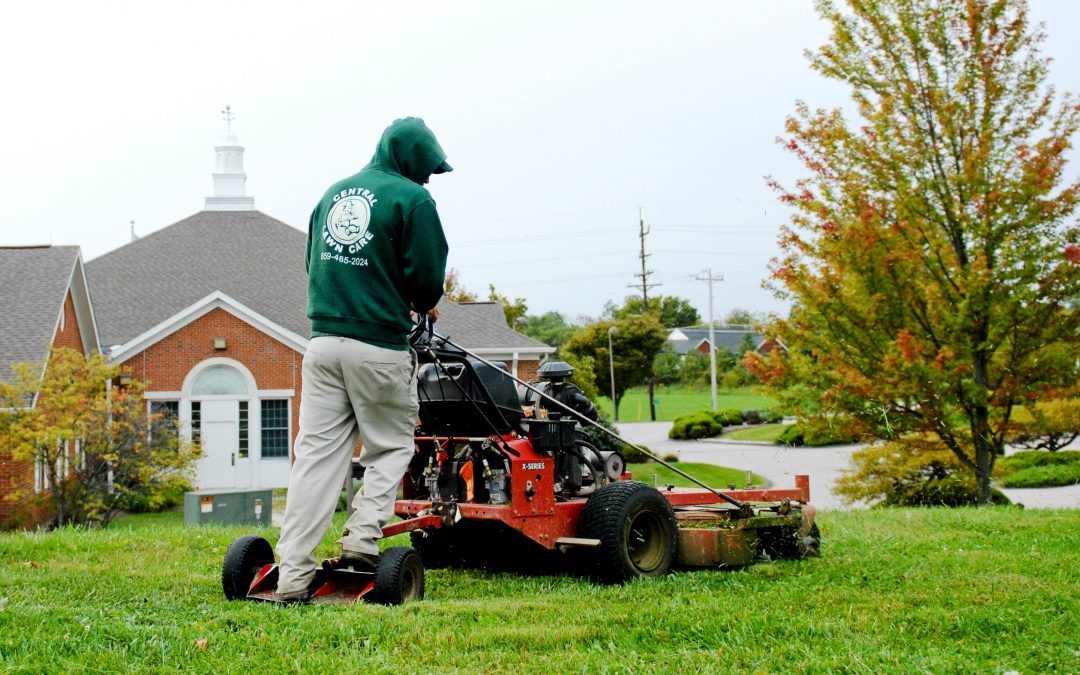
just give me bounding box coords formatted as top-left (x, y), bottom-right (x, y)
top-left (450, 225), bottom-right (628, 247)
top-left (443, 205), bottom-right (639, 227)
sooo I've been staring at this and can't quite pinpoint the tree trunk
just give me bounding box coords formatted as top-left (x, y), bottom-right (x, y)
top-left (648, 379), bottom-right (657, 421)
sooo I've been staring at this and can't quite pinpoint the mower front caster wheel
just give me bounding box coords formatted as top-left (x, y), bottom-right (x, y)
top-left (373, 546), bottom-right (425, 605)
top-left (579, 481), bottom-right (678, 584)
top-left (222, 535), bottom-right (274, 600)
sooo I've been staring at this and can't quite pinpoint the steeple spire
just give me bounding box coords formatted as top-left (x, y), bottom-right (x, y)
top-left (204, 105), bottom-right (255, 211)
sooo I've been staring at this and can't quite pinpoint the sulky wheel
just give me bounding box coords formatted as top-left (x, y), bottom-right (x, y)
top-left (373, 546), bottom-right (426, 605)
top-left (222, 535), bottom-right (275, 600)
top-left (579, 481), bottom-right (678, 584)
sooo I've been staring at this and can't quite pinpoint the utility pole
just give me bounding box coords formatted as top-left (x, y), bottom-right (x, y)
top-left (628, 207), bottom-right (662, 420)
top-left (693, 268), bottom-right (723, 410)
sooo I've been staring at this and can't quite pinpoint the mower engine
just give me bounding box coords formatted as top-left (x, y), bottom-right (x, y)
top-left (408, 359), bottom-right (624, 503)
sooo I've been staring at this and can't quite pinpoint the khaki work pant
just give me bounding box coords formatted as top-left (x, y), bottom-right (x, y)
top-left (276, 336), bottom-right (418, 595)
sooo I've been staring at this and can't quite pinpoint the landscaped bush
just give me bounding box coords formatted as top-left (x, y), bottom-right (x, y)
top-left (997, 450), bottom-right (1080, 488)
top-left (836, 435), bottom-right (1010, 507)
top-left (621, 443), bottom-right (653, 464)
top-left (776, 420), bottom-right (861, 446)
top-left (715, 409), bottom-right (744, 426)
top-left (881, 476), bottom-right (1010, 507)
top-left (742, 410), bottom-right (764, 425)
top-left (124, 483), bottom-right (188, 514)
top-left (761, 409), bottom-right (784, 424)
top-left (669, 411), bottom-right (723, 439)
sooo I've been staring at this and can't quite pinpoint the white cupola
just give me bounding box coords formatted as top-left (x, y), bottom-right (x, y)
top-left (204, 105), bottom-right (255, 211)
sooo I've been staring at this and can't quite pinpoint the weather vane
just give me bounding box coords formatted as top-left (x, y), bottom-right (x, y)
top-left (221, 105), bottom-right (235, 132)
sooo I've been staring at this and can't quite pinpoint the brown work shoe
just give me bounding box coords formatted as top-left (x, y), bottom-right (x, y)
top-left (269, 587), bottom-right (312, 604)
top-left (334, 550), bottom-right (379, 573)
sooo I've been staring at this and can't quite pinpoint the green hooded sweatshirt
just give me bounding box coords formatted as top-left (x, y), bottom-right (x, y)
top-left (305, 117), bottom-right (450, 350)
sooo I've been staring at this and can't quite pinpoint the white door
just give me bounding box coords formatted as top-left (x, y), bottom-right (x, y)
top-left (197, 399), bottom-right (238, 488)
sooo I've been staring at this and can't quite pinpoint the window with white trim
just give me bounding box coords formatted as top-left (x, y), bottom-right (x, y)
top-left (260, 399), bottom-right (290, 459)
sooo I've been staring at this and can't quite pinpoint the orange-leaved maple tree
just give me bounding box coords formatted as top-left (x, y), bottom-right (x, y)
top-left (746, 0), bottom-right (1080, 504)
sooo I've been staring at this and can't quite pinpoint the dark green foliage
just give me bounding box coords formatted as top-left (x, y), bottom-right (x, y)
top-left (715, 409), bottom-right (744, 426)
top-left (762, 409), bottom-right (784, 424)
top-left (880, 477), bottom-right (1010, 507)
top-left (124, 484), bottom-right (188, 514)
top-left (776, 423), bottom-right (860, 447)
top-left (519, 311), bottom-right (577, 351)
top-left (742, 410), bottom-right (764, 425)
top-left (997, 450), bottom-right (1080, 488)
top-left (668, 411), bottom-right (722, 440)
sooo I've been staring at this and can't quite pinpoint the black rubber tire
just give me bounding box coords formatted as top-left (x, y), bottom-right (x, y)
top-left (222, 535), bottom-right (275, 600)
top-left (373, 546), bottom-right (425, 605)
top-left (578, 481), bottom-right (678, 584)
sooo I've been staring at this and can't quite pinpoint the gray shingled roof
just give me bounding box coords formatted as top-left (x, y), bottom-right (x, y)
top-left (86, 211), bottom-right (310, 347)
top-left (0, 246), bottom-right (80, 383)
top-left (85, 211), bottom-right (551, 354)
top-left (436, 300), bottom-right (552, 353)
top-left (669, 327), bottom-right (764, 355)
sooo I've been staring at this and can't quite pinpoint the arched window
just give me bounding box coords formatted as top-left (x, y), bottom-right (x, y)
top-left (190, 364), bottom-right (248, 396)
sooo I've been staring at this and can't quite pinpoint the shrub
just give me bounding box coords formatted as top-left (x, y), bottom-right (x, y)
top-left (761, 409), bottom-right (784, 424)
top-left (881, 476), bottom-right (1010, 507)
top-left (662, 453), bottom-right (679, 463)
top-left (124, 484), bottom-right (188, 514)
top-left (715, 409), bottom-right (744, 426)
top-left (776, 419), bottom-right (861, 446)
top-left (836, 435), bottom-right (1009, 507)
top-left (581, 412), bottom-right (623, 456)
top-left (742, 410), bottom-right (764, 425)
top-left (669, 411), bottom-right (723, 440)
top-left (997, 450), bottom-right (1080, 488)
top-left (621, 443), bottom-right (653, 464)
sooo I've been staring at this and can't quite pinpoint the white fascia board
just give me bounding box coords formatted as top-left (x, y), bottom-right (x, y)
top-left (468, 347), bottom-right (556, 360)
top-left (70, 252), bottom-right (102, 353)
top-left (107, 291), bottom-right (309, 364)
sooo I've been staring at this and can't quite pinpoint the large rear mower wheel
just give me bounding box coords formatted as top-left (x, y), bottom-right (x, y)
top-left (579, 481), bottom-right (678, 584)
top-left (373, 546), bottom-right (425, 605)
top-left (222, 535), bottom-right (274, 600)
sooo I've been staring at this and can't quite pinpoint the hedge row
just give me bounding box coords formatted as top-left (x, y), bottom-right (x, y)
top-left (669, 408), bottom-right (783, 440)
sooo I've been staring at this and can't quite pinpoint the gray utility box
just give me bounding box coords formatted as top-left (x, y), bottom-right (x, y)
top-left (183, 489), bottom-right (272, 527)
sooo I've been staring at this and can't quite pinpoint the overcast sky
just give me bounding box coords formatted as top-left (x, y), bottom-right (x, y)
top-left (1, 1), bottom-right (1076, 324)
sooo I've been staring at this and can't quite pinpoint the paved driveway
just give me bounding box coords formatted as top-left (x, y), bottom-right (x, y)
top-left (615, 421), bottom-right (1080, 510)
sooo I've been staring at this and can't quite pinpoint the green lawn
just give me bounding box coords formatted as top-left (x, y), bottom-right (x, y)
top-left (596, 386), bottom-right (776, 422)
top-left (627, 462), bottom-right (767, 489)
top-left (723, 423), bottom-right (791, 443)
top-left (2, 507), bottom-right (1077, 672)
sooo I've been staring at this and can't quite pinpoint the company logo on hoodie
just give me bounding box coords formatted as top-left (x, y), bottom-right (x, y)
top-left (324, 188), bottom-right (378, 253)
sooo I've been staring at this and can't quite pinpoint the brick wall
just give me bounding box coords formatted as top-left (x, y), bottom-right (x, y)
top-left (1, 291), bottom-right (84, 529)
top-left (119, 307), bottom-right (303, 448)
top-left (52, 291), bottom-right (85, 354)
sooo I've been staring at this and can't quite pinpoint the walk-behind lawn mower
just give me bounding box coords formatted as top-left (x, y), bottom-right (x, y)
top-left (223, 319), bottom-right (820, 605)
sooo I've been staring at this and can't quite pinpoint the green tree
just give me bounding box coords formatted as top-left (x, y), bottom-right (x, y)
top-left (615, 295), bottom-right (701, 328)
top-left (562, 315), bottom-right (668, 420)
top-left (0, 348), bottom-right (200, 528)
top-left (722, 308), bottom-right (758, 327)
top-left (487, 284), bottom-right (528, 327)
top-left (520, 311), bottom-right (577, 351)
top-left (746, 0), bottom-right (1080, 504)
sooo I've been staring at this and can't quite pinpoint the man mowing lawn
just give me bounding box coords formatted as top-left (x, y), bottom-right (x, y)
top-left (274, 117), bottom-right (452, 603)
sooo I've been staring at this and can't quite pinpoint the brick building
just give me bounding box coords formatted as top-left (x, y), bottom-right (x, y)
top-left (0, 246), bottom-right (99, 527)
top-left (79, 127), bottom-right (552, 492)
